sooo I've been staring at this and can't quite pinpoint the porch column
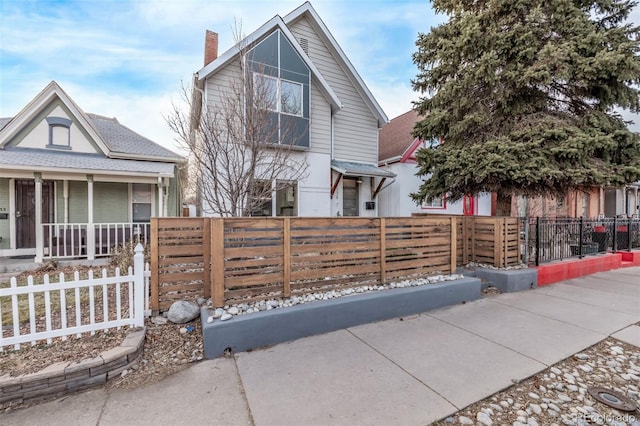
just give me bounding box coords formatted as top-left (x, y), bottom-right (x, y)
top-left (86, 175), bottom-right (95, 260)
top-left (34, 174), bottom-right (44, 263)
top-left (63, 180), bottom-right (69, 223)
top-left (157, 177), bottom-right (164, 218)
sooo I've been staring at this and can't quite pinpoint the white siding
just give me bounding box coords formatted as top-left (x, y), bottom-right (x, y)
top-left (378, 162), bottom-right (492, 216)
top-left (289, 17), bottom-right (380, 164)
top-left (309, 82), bottom-right (331, 155)
top-left (298, 151), bottom-right (331, 216)
top-left (204, 61), bottom-right (242, 114)
top-left (16, 105), bottom-right (98, 154)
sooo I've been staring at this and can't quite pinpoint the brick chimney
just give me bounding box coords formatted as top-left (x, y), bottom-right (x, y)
top-left (204, 30), bottom-right (219, 66)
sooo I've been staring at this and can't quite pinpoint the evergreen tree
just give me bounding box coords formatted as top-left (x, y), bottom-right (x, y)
top-left (411, 0), bottom-right (640, 215)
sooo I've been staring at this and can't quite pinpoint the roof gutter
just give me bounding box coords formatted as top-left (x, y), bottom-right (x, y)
top-left (0, 164), bottom-right (175, 178)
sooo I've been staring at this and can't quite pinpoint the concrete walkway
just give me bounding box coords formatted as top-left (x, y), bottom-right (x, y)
top-left (2, 267), bottom-right (639, 426)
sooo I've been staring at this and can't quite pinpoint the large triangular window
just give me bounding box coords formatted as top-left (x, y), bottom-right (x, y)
top-left (247, 30), bottom-right (310, 148)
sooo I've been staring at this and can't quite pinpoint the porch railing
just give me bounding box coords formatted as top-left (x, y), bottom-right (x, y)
top-left (42, 222), bottom-right (150, 260)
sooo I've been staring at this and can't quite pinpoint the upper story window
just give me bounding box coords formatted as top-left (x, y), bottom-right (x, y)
top-left (247, 30), bottom-right (310, 148)
top-left (46, 117), bottom-right (72, 149)
top-left (255, 74), bottom-right (303, 117)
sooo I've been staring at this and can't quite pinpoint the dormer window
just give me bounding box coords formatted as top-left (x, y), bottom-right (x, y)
top-left (46, 117), bottom-right (72, 149)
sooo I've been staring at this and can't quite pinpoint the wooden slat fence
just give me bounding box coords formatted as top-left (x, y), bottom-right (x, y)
top-left (151, 216), bottom-right (519, 310)
top-left (151, 218), bottom-right (210, 311)
top-left (413, 215), bottom-right (520, 268)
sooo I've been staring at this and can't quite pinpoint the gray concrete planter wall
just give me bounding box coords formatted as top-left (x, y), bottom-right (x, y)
top-left (201, 277), bottom-right (481, 358)
top-left (473, 268), bottom-right (538, 293)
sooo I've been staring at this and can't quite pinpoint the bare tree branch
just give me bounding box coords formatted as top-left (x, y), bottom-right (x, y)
top-left (166, 27), bottom-right (309, 217)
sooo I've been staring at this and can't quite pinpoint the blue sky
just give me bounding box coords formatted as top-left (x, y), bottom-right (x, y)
top-left (1, 0), bottom-right (638, 155)
top-left (0, 0), bottom-right (443, 153)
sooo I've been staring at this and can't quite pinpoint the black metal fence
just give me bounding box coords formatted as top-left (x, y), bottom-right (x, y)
top-left (520, 217), bottom-right (640, 265)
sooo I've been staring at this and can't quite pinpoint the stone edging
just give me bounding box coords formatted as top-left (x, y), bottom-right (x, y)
top-left (0, 327), bottom-right (145, 407)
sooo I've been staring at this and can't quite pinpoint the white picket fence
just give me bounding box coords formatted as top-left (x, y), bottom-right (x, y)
top-left (0, 244), bottom-right (149, 351)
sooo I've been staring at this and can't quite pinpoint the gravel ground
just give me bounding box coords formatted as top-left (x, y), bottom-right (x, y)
top-left (2, 265), bottom-right (638, 424)
top-left (433, 336), bottom-right (640, 426)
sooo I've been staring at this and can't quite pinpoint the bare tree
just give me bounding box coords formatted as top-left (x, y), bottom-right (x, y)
top-left (167, 30), bottom-right (308, 217)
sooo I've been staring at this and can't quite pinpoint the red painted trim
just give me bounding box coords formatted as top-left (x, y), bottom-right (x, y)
top-left (400, 138), bottom-right (424, 163)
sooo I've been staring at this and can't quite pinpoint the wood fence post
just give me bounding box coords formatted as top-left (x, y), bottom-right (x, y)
top-left (502, 218), bottom-right (508, 267)
top-left (450, 216), bottom-right (457, 273)
top-left (471, 218), bottom-right (476, 263)
top-left (379, 218), bottom-right (386, 284)
top-left (203, 218), bottom-right (211, 299)
top-left (150, 218), bottom-right (159, 311)
top-left (461, 217), bottom-right (467, 264)
top-left (493, 218), bottom-right (502, 268)
top-left (516, 218), bottom-right (521, 266)
top-left (283, 218), bottom-right (291, 298)
top-left (211, 218), bottom-right (225, 307)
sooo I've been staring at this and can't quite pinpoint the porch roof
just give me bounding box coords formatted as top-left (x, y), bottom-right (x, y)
top-left (331, 159), bottom-right (396, 178)
top-left (0, 147), bottom-right (175, 177)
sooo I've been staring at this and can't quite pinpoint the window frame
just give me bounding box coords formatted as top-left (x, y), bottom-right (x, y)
top-left (132, 183), bottom-right (153, 223)
top-left (45, 117), bottom-right (72, 149)
top-left (249, 179), bottom-right (299, 217)
top-left (421, 195), bottom-right (446, 209)
top-left (253, 72), bottom-right (303, 117)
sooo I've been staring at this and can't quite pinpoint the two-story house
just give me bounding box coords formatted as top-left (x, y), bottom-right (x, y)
top-left (194, 1), bottom-right (394, 217)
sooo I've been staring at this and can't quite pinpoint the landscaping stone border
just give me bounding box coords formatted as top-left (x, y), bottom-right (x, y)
top-left (0, 328), bottom-right (145, 407)
top-left (201, 277), bottom-right (481, 359)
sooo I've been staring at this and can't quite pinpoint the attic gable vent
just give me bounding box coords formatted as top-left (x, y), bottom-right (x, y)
top-left (299, 38), bottom-right (309, 54)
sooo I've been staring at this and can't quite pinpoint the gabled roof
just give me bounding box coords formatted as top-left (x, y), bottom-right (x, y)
top-left (0, 81), bottom-right (183, 163)
top-left (284, 2), bottom-right (387, 125)
top-left (197, 15), bottom-right (341, 113)
top-left (197, 2), bottom-right (388, 125)
top-left (378, 110), bottom-right (422, 163)
top-left (87, 114), bottom-right (182, 161)
top-left (0, 81), bottom-right (110, 155)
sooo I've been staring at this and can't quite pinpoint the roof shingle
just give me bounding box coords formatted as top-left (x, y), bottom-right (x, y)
top-left (378, 110), bottom-right (421, 163)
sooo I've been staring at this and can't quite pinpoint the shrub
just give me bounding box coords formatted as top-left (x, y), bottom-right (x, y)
top-left (109, 240), bottom-right (150, 271)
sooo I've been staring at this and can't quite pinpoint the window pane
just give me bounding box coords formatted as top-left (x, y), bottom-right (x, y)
top-left (254, 73), bottom-right (278, 111)
top-left (132, 184), bottom-right (151, 203)
top-left (281, 80), bottom-right (302, 116)
top-left (133, 203), bottom-right (151, 222)
top-left (132, 184), bottom-right (152, 222)
top-left (250, 180), bottom-right (273, 216)
top-left (422, 196), bottom-right (444, 208)
top-left (276, 181), bottom-right (297, 216)
top-left (51, 125), bottom-right (69, 146)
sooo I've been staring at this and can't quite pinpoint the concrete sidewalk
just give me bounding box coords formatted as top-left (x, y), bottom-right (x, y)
top-left (3, 267), bottom-right (639, 426)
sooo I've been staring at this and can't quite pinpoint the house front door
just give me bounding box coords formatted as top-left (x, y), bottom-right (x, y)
top-left (16, 179), bottom-right (54, 249)
top-left (463, 195), bottom-right (475, 216)
top-left (343, 177), bottom-right (359, 216)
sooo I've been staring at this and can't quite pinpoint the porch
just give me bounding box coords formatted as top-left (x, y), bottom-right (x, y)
top-left (40, 222), bottom-right (151, 261)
